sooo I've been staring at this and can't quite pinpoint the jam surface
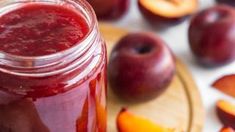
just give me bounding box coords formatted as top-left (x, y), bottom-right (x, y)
top-left (0, 4), bottom-right (89, 56)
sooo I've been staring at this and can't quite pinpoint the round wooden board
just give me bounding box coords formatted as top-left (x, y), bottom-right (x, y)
top-left (99, 24), bottom-right (204, 132)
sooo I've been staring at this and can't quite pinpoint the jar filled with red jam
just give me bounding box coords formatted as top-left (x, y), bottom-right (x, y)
top-left (0, 0), bottom-right (106, 132)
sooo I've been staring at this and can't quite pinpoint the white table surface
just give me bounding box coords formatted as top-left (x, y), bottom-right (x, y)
top-left (108, 0), bottom-right (235, 131)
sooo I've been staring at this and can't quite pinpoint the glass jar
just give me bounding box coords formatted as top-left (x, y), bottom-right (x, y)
top-left (0, 0), bottom-right (107, 132)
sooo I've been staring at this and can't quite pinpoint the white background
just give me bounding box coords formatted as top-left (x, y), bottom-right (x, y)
top-left (109, 0), bottom-right (235, 131)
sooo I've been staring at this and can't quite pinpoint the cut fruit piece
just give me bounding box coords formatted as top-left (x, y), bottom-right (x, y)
top-left (138, 0), bottom-right (198, 25)
top-left (220, 127), bottom-right (235, 132)
top-left (96, 100), bottom-right (106, 132)
top-left (216, 100), bottom-right (235, 129)
top-left (139, 0), bottom-right (198, 17)
top-left (117, 108), bottom-right (175, 132)
top-left (212, 74), bottom-right (235, 98)
top-left (76, 98), bottom-right (89, 131)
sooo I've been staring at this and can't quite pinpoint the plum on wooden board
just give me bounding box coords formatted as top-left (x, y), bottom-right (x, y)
top-left (189, 5), bottom-right (235, 67)
top-left (108, 33), bottom-right (176, 103)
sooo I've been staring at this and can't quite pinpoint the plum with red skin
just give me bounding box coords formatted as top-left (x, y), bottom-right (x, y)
top-left (189, 5), bottom-right (235, 67)
top-left (108, 33), bottom-right (175, 102)
top-left (87, 0), bottom-right (129, 20)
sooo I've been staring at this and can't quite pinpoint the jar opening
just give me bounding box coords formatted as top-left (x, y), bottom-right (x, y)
top-left (0, 0), bottom-right (99, 76)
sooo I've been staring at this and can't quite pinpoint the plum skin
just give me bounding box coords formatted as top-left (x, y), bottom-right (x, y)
top-left (189, 5), bottom-right (235, 67)
top-left (87, 0), bottom-right (130, 20)
top-left (108, 33), bottom-right (176, 102)
top-left (217, 103), bottom-right (235, 129)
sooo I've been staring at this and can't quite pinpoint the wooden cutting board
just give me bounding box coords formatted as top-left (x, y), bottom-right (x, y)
top-left (99, 24), bottom-right (204, 132)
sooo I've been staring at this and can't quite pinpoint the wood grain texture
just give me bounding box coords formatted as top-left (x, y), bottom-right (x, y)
top-left (99, 23), bottom-right (204, 132)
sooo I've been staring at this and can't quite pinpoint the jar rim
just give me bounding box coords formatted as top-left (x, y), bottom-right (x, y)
top-left (0, 0), bottom-right (97, 61)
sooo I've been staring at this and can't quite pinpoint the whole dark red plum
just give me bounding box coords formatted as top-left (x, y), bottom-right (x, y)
top-left (189, 5), bottom-right (235, 67)
top-left (108, 33), bottom-right (176, 102)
